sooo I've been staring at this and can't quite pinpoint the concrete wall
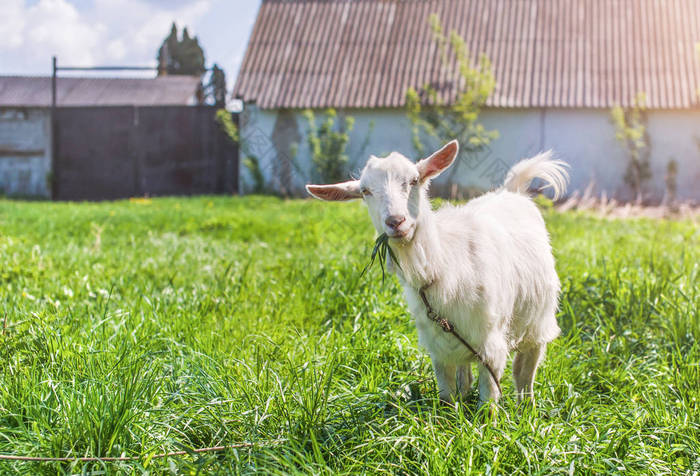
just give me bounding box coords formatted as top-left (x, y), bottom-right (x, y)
top-left (240, 105), bottom-right (700, 201)
top-left (0, 108), bottom-right (51, 198)
top-left (645, 110), bottom-right (700, 202)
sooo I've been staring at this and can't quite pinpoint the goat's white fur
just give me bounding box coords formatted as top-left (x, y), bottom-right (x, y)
top-left (307, 141), bottom-right (568, 405)
top-left (502, 152), bottom-right (569, 200)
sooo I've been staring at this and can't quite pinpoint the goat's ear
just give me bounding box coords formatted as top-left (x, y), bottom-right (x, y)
top-left (306, 180), bottom-right (362, 201)
top-left (417, 140), bottom-right (459, 181)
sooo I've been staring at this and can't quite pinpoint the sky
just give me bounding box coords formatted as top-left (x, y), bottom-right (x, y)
top-left (0, 0), bottom-right (262, 88)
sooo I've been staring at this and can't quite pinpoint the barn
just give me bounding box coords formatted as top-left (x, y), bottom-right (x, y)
top-left (233, 0), bottom-right (700, 201)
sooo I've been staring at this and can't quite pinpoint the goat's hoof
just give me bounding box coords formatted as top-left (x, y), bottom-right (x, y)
top-left (517, 393), bottom-right (536, 405)
top-left (476, 400), bottom-right (499, 421)
top-left (459, 388), bottom-right (478, 404)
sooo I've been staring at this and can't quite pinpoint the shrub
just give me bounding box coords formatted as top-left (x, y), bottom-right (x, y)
top-left (303, 109), bottom-right (355, 183)
top-left (610, 93), bottom-right (651, 204)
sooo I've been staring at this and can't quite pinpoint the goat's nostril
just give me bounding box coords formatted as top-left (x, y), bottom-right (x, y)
top-left (385, 215), bottom-right (406, 229)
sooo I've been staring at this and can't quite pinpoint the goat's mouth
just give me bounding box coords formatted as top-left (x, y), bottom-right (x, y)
top-left (386, 224), bottom-right (415, 242)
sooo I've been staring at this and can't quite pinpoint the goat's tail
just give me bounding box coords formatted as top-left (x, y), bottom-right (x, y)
top-left (501, 151), bottom-right (569, 200)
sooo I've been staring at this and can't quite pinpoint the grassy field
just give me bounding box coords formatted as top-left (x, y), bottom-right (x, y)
top-left (0, 196), bottom-right (697, 475)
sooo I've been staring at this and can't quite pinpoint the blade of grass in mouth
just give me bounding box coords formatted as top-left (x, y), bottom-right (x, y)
top-left (362, 233), bottom-right (401, 283)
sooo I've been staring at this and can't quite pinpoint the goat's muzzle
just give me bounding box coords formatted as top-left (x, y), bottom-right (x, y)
top-left (385, 215), bottom-right (406, 230)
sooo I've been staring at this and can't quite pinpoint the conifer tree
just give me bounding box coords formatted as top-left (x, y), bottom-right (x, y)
top-left (157, 23), bottom-right (206, 76)
top-left (207, 64), bottom-right (227, 107)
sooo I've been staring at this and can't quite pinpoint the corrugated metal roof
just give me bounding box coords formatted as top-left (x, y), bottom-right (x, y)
top-left (233, 0), bottom-right (700, 109)
top-left (0, 76), bottom-right (201, 107)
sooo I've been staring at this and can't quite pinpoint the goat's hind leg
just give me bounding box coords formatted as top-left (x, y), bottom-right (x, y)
top-left (513, 343), bottom-right (546, 403)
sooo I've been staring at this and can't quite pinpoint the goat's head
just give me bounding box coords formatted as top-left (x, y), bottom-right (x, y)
top-left (306, 140), bottom-right (458, 243)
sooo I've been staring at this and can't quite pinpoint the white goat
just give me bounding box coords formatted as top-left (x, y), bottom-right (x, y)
top-left (307, 141), bottom-right (568, 405)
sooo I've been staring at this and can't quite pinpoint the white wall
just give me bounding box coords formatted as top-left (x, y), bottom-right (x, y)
top-left (0, 108), bottom-right (51, 198)
top-left (239, 105), bottom-right (700, 201)
top-left (238, 106), bottom-right (416, 195)
top-left (646, 110), bottom-right (700, 202)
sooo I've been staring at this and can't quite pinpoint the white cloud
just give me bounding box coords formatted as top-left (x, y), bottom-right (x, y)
top-left (0, 0), bottom-right (27, 49)
top-left (28, 0), bottom-right (103, 65)
top-left (0, 0), bottom-right (212, 74)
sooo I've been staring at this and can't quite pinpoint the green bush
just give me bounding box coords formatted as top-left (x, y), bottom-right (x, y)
top-left (610, 93), bottom-right (652, 204)
top-left (302, 108), bottom-right (355, 183)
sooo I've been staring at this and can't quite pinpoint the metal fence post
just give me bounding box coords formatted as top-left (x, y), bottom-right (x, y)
top-left (51, 56), bottom-right (58, 199)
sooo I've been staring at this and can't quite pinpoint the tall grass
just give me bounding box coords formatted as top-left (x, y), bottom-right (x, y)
top-left (0, 196), bottom-right (697, 474)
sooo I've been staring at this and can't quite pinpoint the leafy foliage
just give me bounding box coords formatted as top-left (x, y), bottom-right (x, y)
top-left (215, 109), bottom-right (265, 194)
top-left (205, 64), bottom-right (227, 108)
top-left (302, 109), bottom-right (355, 183)
top-left (242, 156), bottom-right (265, 194)
top-left (0, 197), bottom-right (697, 474)
top-left (610, 92), bottom-right (652, 203)
top-left (665, 158), bottom-right (678, 207)
top-left (406, 14), bottom-right (498, 183)
top-left (215, 109), bottom-right (238, 143)
top-left (157, 23), bottom-right (206, 76)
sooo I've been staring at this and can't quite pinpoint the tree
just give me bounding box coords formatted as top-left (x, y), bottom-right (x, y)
top-left (610, 92), bottom-right (651, 204)
top-left (157, 23), bottom-right (206, 76)
top-left (405, 14), bottom-right (498, 193)
top-left (206, 64), bottom-right (227, 108)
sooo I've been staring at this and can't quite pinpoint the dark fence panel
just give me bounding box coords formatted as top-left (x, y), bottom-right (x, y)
top-left (53, 106), bottom-right (237, 200)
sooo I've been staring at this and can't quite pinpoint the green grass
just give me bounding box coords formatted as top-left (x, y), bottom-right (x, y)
top-left (0, 196), bottom-right (697, 475)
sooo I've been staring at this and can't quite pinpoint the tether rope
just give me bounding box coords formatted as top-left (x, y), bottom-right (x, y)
top-left (419, 284), bottom-right (502, 394)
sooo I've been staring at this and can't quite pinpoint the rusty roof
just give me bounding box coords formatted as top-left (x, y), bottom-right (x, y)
top-left (0, 76), bottom-right (201, 107)
top-left (233, 0), bottom-right (700, 109)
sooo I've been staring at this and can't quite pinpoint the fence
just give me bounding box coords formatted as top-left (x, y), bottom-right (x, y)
top-left (52, 106), bottom-right (238, 200)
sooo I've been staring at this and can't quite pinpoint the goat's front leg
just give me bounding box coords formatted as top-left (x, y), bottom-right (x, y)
top-left (457, 364), bottom-right (473, 399)
top-left (431, 358), bottom-right (457, 403)
top-left (477, 334), bottom-right (508, 405)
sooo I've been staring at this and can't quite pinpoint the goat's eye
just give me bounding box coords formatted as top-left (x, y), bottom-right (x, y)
top-left (410, 178), bottom-right (418, 186)
top-left (361, 188), bottom-right (372, 197)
